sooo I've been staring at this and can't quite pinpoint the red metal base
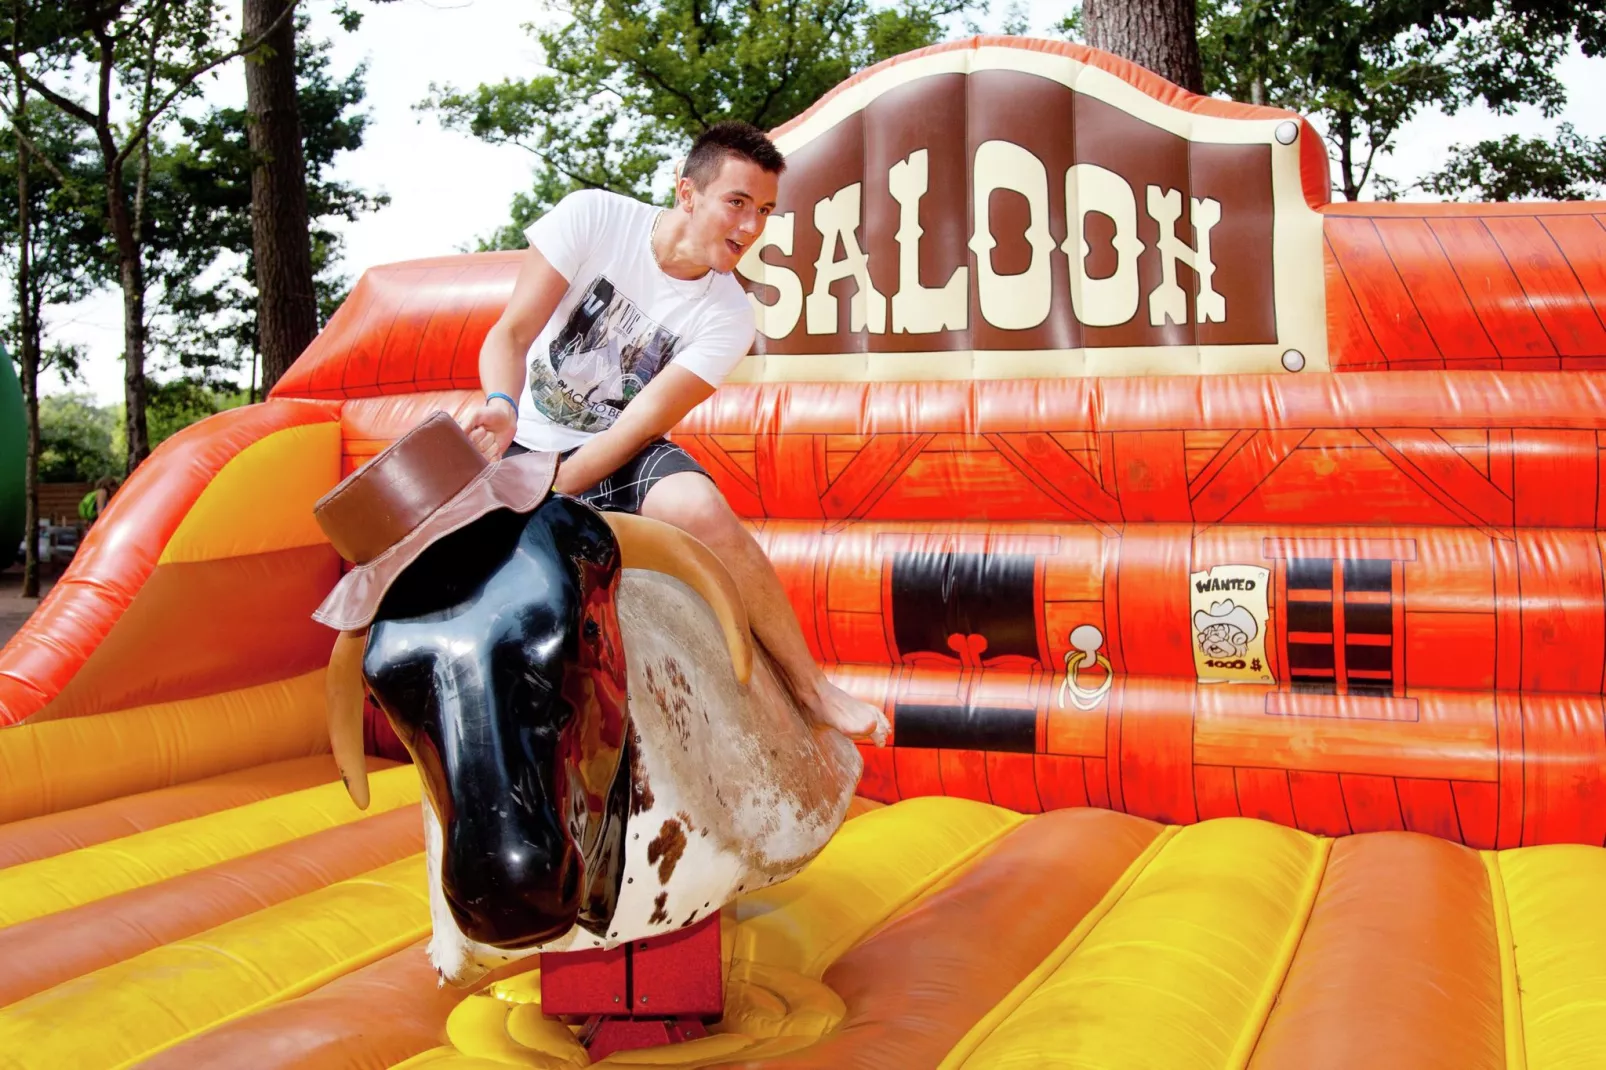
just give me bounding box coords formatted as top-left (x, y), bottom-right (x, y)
top-left (540, 913), bottom-right (723, 1054)
top-left (581, 1016), bottom-right (709, 1060)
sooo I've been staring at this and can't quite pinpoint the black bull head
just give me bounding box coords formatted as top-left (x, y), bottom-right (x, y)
top-left (325, 497), bottom-right (752, 950)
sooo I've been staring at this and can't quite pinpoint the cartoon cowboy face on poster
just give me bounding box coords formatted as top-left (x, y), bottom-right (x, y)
top-left (1190, 565), bottom-right (1275, 684)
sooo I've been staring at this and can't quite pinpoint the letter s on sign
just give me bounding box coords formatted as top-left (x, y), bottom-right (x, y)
top-left (808, 184), bottom-right (888, 335)
top-left (737, 212), bottom-right (804, 340)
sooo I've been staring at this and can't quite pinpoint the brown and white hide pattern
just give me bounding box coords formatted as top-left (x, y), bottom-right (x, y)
top-left (423, 568), bottom-right (862, 986)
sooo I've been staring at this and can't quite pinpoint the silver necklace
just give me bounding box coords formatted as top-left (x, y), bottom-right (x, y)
top-left (649, 210), bottom-right (713, 297)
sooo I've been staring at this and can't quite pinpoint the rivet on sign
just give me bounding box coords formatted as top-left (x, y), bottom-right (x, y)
top-left (613, 995), bottom-right (621, 1003)
top-left (640, 995), bottom-right (649, 1005)
top-left (1275, 121), bottom-right (1299, 145)
top-left (1281, 349), bottom-right (1306, 372)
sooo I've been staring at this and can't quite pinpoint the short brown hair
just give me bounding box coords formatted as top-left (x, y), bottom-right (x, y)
top-left (683, 121), bottom-right (786, 188)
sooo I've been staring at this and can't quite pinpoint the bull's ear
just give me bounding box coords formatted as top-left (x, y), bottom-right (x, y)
top-left (601, 512), bottom-right (754, 687)
top-left (327, 628), bottom-right (372, 809)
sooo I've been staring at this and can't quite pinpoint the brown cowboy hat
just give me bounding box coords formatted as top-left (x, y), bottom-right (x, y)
top-left (311, 410), bottom-right (754, 811)
top-left (311, 411), bottom-right (559, 632)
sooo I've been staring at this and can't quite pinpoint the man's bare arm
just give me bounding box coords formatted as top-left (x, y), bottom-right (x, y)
top-left (552, 365), bottom-right (715, 496)
top-left (461, 246), bottom-right (570, 458)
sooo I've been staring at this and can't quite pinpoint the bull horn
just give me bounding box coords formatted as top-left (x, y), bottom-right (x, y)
top-left (601, 512), bottom-right (754, 687)
top-left (327, 629), bottom-right (372, 809)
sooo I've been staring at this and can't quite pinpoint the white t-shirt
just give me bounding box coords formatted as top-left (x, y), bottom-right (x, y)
top-left (511, 189), bottom-right (756, 453)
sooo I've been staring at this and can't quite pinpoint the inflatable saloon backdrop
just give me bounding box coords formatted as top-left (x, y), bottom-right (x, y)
top-left (2, 36), bottom-right (1605, 1070)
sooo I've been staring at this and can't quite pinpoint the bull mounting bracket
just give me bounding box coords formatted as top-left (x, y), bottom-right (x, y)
top-left (540, 912), bottom-right (724, 1058)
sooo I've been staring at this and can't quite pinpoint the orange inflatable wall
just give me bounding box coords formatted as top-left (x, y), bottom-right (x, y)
top-left (9, 38), bottom-right (1605, 851)
top-left (259, 39), bottom-right (1606, 848)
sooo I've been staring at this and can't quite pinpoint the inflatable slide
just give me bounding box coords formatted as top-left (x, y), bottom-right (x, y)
top-left (3, 36), bottom-right (1606, 1069)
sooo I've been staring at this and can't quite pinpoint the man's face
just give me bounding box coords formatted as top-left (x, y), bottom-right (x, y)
top-left (679, 154), bottom-right (779, 274)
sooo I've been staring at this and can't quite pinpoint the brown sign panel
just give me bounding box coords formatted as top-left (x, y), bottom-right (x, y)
top-left (737, 42), bottom-right (1325, 378)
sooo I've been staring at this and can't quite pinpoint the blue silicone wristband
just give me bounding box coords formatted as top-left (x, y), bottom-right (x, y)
top-left (486, 391), bottom-right (518, 415)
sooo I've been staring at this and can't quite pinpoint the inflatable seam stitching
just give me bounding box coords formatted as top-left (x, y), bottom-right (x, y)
top-left (804, 810), bottom-right (1029, 978)
top-left (387, 1046), bottom-right (456, 1070)
top-left (1229, 835), bottom-right (1332, 1068)
top-left (112, 922), bottom-right (433, 1070)
top-left (937, 823), bottom-right (1179, 1070)
top-left (1483, 850), bottom-right (1527, 1070)
top-left (0, 764), bottom-right (419, 927)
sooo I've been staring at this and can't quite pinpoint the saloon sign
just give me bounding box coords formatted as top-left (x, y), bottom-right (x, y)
top-left (734, 42), bottom-right (1329, 381)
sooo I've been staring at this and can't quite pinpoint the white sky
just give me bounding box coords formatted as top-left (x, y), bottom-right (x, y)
top-left (38, 0), bottom-right (1606, 405)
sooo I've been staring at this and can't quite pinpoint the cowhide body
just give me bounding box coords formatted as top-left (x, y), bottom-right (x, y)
top-left (424, 568), bottom-right (862, 986)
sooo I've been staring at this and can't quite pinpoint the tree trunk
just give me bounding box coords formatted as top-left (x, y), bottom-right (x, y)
top-left (103, 164), bottom-right (150, 472)
top-left (79, 35), bottom-right (152, 473)
top-left (119, 254), bottom-right (150, 472)
top-left (1336, 111), bottom-right (1360, 201)
top-left (1084, 0), bottom-right (1204, 94)
top-left (16, 95), bottom-right (40, 599)
top-left (244, 0), bottom-right (318, 394)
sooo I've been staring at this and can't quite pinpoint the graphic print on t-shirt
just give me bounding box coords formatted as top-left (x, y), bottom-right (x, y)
top-left (528, 275), bottom-right (681, 434)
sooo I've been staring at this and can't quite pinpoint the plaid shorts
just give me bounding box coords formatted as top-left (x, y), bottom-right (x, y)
top-left (505, 437), bottom-right (710, 516)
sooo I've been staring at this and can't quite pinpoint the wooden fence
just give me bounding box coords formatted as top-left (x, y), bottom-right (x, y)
top-left (35, 483), bottom-right (90, 526)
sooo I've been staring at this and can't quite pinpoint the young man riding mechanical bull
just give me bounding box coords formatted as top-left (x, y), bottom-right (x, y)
top-left (311, 123), bottom-right (884, 983)
top-left (458, 121), bottom-right (889, 748)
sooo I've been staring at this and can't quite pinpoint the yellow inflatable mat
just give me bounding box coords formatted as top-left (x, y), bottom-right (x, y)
top-left (1, 788), bottom-right (1603, 1069)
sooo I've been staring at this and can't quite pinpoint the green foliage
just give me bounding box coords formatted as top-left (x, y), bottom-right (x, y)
top-left (1416, 122), bottom-right (1606, 200)
top-left (145, 378), bottom-right (248, 448)
top-left (0, 100), bottom-right (114, 382)
top-left (36, 342), bottom-right (87, 389)
top-left (146, 19), bottom-right (388, 388)
top-left (0, 0), bottom-right (303, 469)
top-left (35, 379), bottom-right (247, 482)
top-left (332, 1), bottom-right (365, 34)
top-left (476, 187), bottom-right (565, 253)
top-left (0, 101), bottom-right (111, 303)
top-left (997, 1), bottom-right (1031, 36)
top-left (1199, 0), bottom-right (1605, 200)
top-left (1052, 5), bottom-right (1083, 40)
top-left (423, 0), bottom-right (982, 246)
top-left (37, 393), bottom-right (122, 483)
top-left (0, 1), bottom-right (261, 201)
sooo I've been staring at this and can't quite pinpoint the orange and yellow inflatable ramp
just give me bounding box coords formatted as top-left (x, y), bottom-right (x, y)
top-left (5, 36), bottom-right (1606, 1069)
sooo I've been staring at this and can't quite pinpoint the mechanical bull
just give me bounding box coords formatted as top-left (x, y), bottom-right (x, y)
top-left (311, 413), bottom-right (861, 985)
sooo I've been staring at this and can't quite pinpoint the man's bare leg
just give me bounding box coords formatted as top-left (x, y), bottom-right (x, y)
top-left (639, 472), bottom-right (889, 746)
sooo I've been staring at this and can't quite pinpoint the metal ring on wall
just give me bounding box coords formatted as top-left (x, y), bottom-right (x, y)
top-left (1058, 649), bottom-right (1114, 711)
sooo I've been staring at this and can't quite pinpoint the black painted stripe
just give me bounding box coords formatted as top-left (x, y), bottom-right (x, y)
top-left (893, 703), bottom-right (1036, 753)
top-left (1343, 557), bottom-right (1393, 592)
